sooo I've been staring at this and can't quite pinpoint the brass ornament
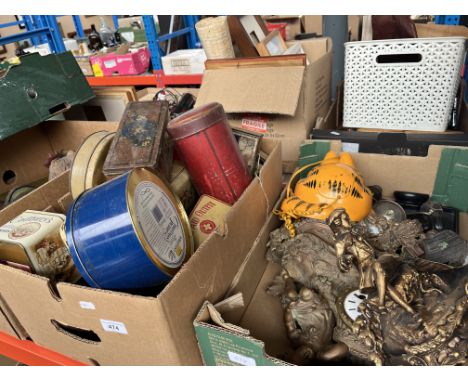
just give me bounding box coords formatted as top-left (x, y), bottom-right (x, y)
top-left (266, 208), bottom-right (468, 365)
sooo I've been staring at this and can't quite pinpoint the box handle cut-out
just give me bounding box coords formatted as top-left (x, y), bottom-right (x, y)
top-left (51, 319), bottom-right (101, 344)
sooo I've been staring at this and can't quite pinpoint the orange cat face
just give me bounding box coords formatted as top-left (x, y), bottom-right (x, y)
top-left (280, 151), bottom-right (372, 222)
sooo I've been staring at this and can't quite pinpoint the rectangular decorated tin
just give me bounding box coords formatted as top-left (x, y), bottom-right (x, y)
top-left (103, 101), bottom-right (173, 180)
top-left (0, 210), bottom-right (80, 282)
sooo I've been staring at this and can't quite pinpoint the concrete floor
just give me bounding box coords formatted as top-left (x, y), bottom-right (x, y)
top-left (0, 355), bottom-right (17, 366)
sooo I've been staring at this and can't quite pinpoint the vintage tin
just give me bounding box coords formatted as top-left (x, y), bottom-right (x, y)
top-left (167, 102), bottom-right (252, 204)
top-left (70, 131), bottom-right (115, 199)
top-left (0, 210), bottom-right (80, 282)
top-left (169, 161), bottom-right (197, 212)
top-left (103, 101), bottom-right (173, 180)
top-left (65, 168), bottom-right (194, 290)
top-left (189, 195), bottom-right (231, 249)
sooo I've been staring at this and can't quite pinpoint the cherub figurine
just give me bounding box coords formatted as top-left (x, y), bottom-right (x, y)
top-left (327, 209), bottom-right (414, 314)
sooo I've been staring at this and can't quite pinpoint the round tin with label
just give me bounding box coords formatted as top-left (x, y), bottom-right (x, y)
top-left (65, 168), bottom-right (193, 290)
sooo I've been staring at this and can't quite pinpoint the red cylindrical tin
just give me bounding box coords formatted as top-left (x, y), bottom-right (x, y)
top-left (167, 103), bottom-right (252, 204)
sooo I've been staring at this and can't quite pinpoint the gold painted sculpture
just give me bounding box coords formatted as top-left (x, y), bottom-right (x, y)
top-left (267, 270), bottom-right (348, 364)
top-left (266, 208), bottom-right (468, 366)
top-left (327, 209), bottom-right (415, 314)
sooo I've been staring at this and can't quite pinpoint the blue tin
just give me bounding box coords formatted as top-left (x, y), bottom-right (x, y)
top-left (65, 168), bottom-right (193, 290)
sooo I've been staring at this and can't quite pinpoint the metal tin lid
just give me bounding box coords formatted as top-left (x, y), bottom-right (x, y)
top-left (84, 133), bottom-right (115, 189)
top-left (167, 102), bottom-right (227, 141)
top-left (126, 168), bottom-right (194, 276)
top-left (70, 131), bottom-right (115, 200)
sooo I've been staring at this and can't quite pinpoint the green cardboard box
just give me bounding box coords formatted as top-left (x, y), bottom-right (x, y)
top-left (0, 51), bottom-right (94, 140)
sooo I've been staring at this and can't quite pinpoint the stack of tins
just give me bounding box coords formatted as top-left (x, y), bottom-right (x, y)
top-left (60, 101), bottom-right (250, 291)
top-left (65, 101), bottom-right (194, 290)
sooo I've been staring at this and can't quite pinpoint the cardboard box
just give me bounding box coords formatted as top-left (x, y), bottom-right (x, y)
top-left (190, 195), bottom-right (232, 249)
top-left (416, 23), bottom-right (468, 38)
top-left (194, 140), bottom-right (468, 365)
top-left (264, 16), bottom-right (301, 41)
top-left (162, 49), bottom-right (207, 75)
top-left (301, 15), bottom-right (323, 35)
top-left (195, 37), bottom-right (333, 173)
top-left (0, 120), bottom-right (118, 196)
top-left (0, 120), bottom-right (283, 365)
top-left (90, 46), bottom-right (150, 77)
top-left (75, 56), bottom-right (94, 77)
top-left (0, 294), bottom-right (22, 338)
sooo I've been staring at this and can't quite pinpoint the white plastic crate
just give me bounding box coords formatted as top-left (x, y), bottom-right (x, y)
top-left (343, 37), bottom-right (467, 131)
top-left (161, 49), bottom-right (207, 75)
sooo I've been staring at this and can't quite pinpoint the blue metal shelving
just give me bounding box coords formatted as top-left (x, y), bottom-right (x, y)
top-left (0, 15), bottom-right (65, 54)
top-left (136, 15), bottom-right (199, 71)
top-left (1, 15), bottom-right (203, 87)
top-left (434, 16), bottom-right (461, 25)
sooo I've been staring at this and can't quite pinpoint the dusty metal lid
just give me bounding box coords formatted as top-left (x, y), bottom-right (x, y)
top-left (167, 102), bottom-right (227, 141)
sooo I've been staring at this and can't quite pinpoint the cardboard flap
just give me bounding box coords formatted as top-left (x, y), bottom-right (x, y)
top-left (195, 66), bottom-right (305, 116)
top-left (207, 302), bottom-right (250, 335)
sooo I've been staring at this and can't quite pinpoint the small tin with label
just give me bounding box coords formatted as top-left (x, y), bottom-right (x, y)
top-left (189, 195), bottom-right (231, 249)
top-left (0, 210), bottom-right (80, 282)
top-left (65, 168), bottom-right (193, 290)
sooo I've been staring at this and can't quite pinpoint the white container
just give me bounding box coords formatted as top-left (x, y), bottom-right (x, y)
top-left (162, 49), bottom-right (207, 75)
top-left (343, 37), bottom-right (467, 131)
top-left (23, 43), bottom-right (51, 56)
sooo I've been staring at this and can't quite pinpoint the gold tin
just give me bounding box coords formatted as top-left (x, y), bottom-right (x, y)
top-left (0, 210), bottom-right (81, 282)
top-left (169, 161), bottom-right (197, 212)
top-left (70, 131), bottom-right (115, 199)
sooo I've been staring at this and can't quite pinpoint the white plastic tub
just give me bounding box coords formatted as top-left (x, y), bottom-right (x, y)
top-left (343, 37), bottom-right (467, 131)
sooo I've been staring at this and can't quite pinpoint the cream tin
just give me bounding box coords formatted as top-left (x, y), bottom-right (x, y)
top-left (0, 210), bottom-right (80, 282)
top-left (70, 131), bottom-right (115, 199)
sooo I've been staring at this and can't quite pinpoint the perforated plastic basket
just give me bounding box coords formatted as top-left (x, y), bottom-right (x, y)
top-left (343, 37), bottom-right (467, 131)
